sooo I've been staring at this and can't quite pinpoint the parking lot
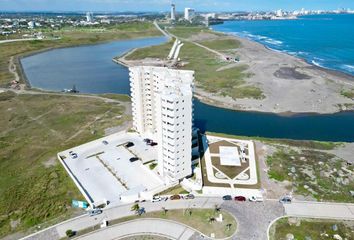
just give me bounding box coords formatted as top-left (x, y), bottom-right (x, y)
top-left (57, 131), bottom-right (165, 207)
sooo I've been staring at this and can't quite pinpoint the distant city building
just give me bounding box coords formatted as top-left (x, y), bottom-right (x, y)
top-left (275, 9), bottom-right (284, 17)
top-left (171, 3), bottom-right (176, 21)
top-left (129, 66), bottom-right (194, 182)
top-left (184, 8), bottom-right (195, 21)
top-left (86, 12), bottom-right (94, 23)
top-left (27, 21), bottom-right (35, 29)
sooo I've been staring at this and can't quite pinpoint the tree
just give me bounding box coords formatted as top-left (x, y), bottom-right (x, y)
top-left (208, 217), bottom-right (216, 224)
top-left (66, 229), bottom-right (75, 237)
top-left (214, 204), bottom-right (221, 213)
top-left (226, 223), bottom-right (232, 231)
top-left (131, 203), bottom-right (140, 213)
top-left (162, 207), bottom-right (168, 215)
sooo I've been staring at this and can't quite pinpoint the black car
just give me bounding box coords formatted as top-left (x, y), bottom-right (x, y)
top-left (222, 195), bottom-right (232, 201)
top-left (149, 142), bottom-right (158, 146)
top-left (129, 157), bottom-right (139, 162)
top-left (125, 142), bottom-right (134, 148)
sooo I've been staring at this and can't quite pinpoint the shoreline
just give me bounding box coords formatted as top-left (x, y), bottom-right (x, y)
top-left (14, 30), bottom-right (354, 115)
top-left (192, 29), bottom-right (354, 114)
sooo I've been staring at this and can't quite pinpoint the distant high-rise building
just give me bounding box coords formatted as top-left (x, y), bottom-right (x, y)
top-left (276, 9), bottom-right (283, 17)
top-left (184, 8), bottom-right (195, 21)
top-left (171, 3), bottom-right (176, 21)
top-left (86, 12), bottom-right (94, 23)
top-left (129, 66), bottom-right (194, 182)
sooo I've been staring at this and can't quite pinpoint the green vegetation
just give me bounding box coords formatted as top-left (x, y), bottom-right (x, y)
top-left (179, 42), bottom-right (262, 99)
top-left (168, 26), bottom-right (210, 39)
top-left (0, 92), bottom-right (129, 237)
top-left (270, 217), bottom-right (354, 240)
top-left (65, 229), bottom-right (75, 238)
top-left (159, 185), bottom-right (189, 195)
top-left (99, 93), bottom-right (131, 102)
top-left (341, 88), bottom-right (354, 99)
top-left (66, 209), bottom-right (236, 239)
top-left (198, 38), bottom-right (241, 51)
top-left (266, 147), bottom-right (354, 202)
top-left (149, 163), bottom-right (157, 170)
top-left (0, 22), bottom-right (161, 86)
top-left (125, 40), bottom-right (174, 60)
top-left (206, 131), bottom-right (342, 150)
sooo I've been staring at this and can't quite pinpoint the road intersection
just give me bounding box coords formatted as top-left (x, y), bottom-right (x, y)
top-left (21, 196), bottom-right (354, 240)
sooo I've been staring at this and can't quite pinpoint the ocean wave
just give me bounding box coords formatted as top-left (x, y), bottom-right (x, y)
top-left (264, 39), bottom-right (283, 46)
top-left (311, 60), bottom-right (323, 68)
top-left (341, 64), bottom-right (354, 72)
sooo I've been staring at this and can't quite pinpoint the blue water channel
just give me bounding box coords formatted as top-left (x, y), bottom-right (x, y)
top-left (21, 37), bottom-right (354, 142)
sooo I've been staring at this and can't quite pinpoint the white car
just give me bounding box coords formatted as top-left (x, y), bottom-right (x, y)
top-left (249, 196), bottom-right (264, 202)
top-left (152, 196), bottom-right (162, 202)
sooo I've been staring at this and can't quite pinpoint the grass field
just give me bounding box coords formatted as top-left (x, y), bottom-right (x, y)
top-left (0, 22), bottom-right (161, 87)
top-left (197, 38), bottom-right (241, 51)
top-left (168, 26), bottom-right (211, 39)
top-left (266, 147), bottom-right (353, 202)
top-left (341, 88), bottom-right (354, 99)
top-left (124, 39), bottom-right (174, 60)
top-left (269, 217), bottom-right (354, 240)
top-left (0, 91), bottom-right (130, 237)
top-left (70, 208), bottom-right (237, 239)
top-left (125, 26), bottom-right (264, 100)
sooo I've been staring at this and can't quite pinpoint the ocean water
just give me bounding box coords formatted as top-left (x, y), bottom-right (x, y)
top-left (213, 14), bottom-right (354, 76)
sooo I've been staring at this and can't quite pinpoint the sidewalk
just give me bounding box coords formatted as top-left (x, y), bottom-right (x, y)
top-left (284, 201), bottom-right (354, 220)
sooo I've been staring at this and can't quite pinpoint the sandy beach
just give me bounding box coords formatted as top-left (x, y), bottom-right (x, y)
top-left (194, 33), bottom-right (354, 114)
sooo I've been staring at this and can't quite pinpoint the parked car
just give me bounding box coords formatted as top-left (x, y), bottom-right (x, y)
top-left (152, 196), bottom-right (162, 202)
top-left (102, 140), bottom-right (108, 145)
top-left (129, 157), bottom-right (139, 162)
top-left (170, 194), bottom-right (181, 200)
top-left (71, 153), bottom-right (78, 159)
top-left (150, 142), bottom-right (158, 146)
top-left (234, 196), bottom-right (246, 202)
top-left (222, 195), bottom-right (232, 201)
top-left (279, 196), bottom-right (292, 204)
top-left (185, 194), bottom-right (195, 199)
top-left (125, 142), bottom-right (134, 148)
top-left (144, 138), bottom-right (152, 143)
top-left (249, 196), bottom-right (264, 202)
top-left (88, 209), bottom-right (102, 216)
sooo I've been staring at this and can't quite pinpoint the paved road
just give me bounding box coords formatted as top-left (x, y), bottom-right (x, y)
top-left (222, 201), bottom-right (284, 240)
top-left (284, 201), bottom-right (354, 220)
top-left (20, 198), bottom-right (354, 240)
top-left (77, 218), bottom-right (196, 240)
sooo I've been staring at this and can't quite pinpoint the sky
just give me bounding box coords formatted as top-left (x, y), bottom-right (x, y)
top-left (1, 0), bottom-right (354, 12)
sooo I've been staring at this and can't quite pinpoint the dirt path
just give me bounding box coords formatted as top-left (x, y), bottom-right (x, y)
top-left (8, 56), bottom-right (20, 82)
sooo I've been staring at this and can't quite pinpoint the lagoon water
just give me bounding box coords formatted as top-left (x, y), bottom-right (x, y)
top-left (21, 36), bottom-right (354, 142)
top-left (22, 37), bottom-right (167, 94)
top-left (213, 14), bottom-right (354, 76)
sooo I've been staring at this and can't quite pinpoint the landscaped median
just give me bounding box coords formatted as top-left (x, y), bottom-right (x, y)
top-left (268, 217), bottom-right (354, 240)
top-left (63, 208), bottom-right (237, 239)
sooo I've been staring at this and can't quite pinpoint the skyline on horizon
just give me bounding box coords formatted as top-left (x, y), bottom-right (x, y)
top-left (1, 0), bottom-right (354, 12)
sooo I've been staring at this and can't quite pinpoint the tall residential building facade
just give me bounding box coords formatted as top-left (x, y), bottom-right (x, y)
top-left (129, 66), bottom-right (194, 182)
top-left (171, 4), bottom-right (176, 21)
top-left (184, 8), bottom-right (195, 21)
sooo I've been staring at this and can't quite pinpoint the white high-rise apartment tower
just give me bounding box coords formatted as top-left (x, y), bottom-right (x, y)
top-left (184, 8), bottom-right (195, 21)
top-left (129, 66), bottom-right (194, 182)
top-left (171, 4), bottom-right (176, 21)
